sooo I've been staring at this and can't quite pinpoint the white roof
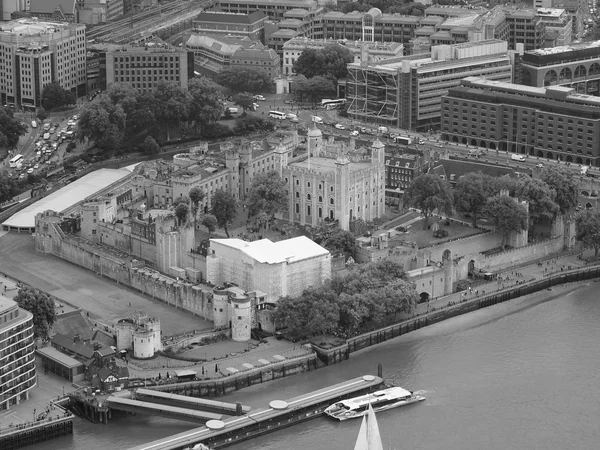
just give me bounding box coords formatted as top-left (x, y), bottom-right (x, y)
top-left (211, 236), bottom-right (330, 264)
top-left (2, 168), bottom-right (133, 230)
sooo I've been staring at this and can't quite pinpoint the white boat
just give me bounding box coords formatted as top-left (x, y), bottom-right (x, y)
top-left (324, 386), bottom-right (425, 421)
top-left (354, 403), bottom-right (383, 450)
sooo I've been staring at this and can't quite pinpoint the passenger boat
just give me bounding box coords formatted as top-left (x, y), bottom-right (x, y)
top-left (324, 386), bottom-right (425, 421)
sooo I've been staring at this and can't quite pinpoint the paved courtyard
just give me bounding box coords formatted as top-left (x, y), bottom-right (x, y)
top-left (0, 233), bottom-right (211, 336)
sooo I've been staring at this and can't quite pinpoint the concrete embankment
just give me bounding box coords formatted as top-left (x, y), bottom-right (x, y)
top-left (312, 265), bottom-right (600, 365)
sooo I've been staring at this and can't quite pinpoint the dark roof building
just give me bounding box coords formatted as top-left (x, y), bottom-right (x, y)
top-left (441, 76), bottom-right (600, 166)
top-left (51, 333), bottom-right (95, 360)
top-left (29, 0), bottom-right (76, 22)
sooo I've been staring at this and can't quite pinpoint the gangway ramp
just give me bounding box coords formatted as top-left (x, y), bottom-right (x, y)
top-left (134, 388), bottom-right (251, 416)
top-left (105, 397), bottom-right (224, 423)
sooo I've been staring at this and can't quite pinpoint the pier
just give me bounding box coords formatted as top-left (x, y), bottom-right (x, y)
top-left (128, 374), bottom-right (384, 450)
top-left (105, 397), bottom-right (225, 424)
top-left (133, 388), bottom-right (251, 415)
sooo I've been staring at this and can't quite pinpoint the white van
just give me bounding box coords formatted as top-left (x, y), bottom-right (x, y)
top-left (378, 126), bottom-right (389, 134)
top-left (311, 116), bottom-right (323, 124)
top-left (31, 121), bottom-right (37, 128)
top-left (581, 166), bottom-right (589, 175)
top-left (511, 154), bottom-right (525, 162)
top-left (286, 113), bottom-right (298, 122)
top-left (227, 107), bottom-right (238, 114)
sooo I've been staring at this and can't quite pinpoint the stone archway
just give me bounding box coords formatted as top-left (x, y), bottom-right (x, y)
top-left (566, 155), bottom-right (573, 162)
top-left (468, 259), bottom-right (476, 278)
top-left (537, 150), bottom-right (545, 157)
top-left (470, 139), bottom-right (477, 146)
top-left (581, 190), bottom-right (590, 197)
top-left (452, 136), bottom-right (459, 143)
top-left (480, 140), bottom-right (487, 148)
top-left (576, 157), bottom-right (583, 164)
top-left (419, 292), bottom-right (430, 303)
top-left (489, 142), bottom-right (496, 150)
top-left (462, 137), bottom-right (468, 144)
top-left (586, 202), bottom-right (593, 209)
top-left (547, 152), bottom-right (554, 159)
top-left (442, 249), bottom-right (451, 262)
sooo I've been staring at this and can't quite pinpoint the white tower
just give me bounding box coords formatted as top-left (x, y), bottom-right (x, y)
top-left (229, 292), bottom-right (252, 342)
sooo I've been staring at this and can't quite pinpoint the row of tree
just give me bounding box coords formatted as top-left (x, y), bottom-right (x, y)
top-left (273, 260), bottom-right (418, 338)
top-left (405, 166), bottom-right (580, 248)
top-left (77, 78), bottom-right (224, 150)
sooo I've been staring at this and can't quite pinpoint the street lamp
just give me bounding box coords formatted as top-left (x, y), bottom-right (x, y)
top-left (33, 408), bottom-right (36, 423)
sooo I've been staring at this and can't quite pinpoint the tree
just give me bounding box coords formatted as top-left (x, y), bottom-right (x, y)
top-left (188, 77), bottom-right (223, 129)
top-left (201, 214), bottom-right (218, 236)
top-left (292, 75), bottom-right (336, 104)
top-left (0, 171), bottom-right (17, 203)
top-left (36, 107), bottom-right (48, 123)
top-left (140, 135), bottom-right (160, 155)
top-left (405, 174), bottom-right (454, 230)
top-left (245, 171), bottom-right (287, 224)
top-left (14, 286), bottom-right (56, 342)
top-left (232, 92), bottom-right (255, 112)
top-left (349, 218), bottom-right (369, 236)
top-left (219, 67), bottom-right (272, 93)
top-left (173, 196), bottom-right (189, 207)
top-left (77, 96), bottom-right (126, 150)
top-left (540, 165), bottom-right (579, 214)
top-left (175, 202), bottom-right (189, 226)
top-left (41, 81), bottom-right (75, 110)
top-left (211, 189), bottom-right (238, 237)
top-left (322, 230), bottom-right (355, 253)
top-left (293, 44), bottom-right (354, 80)
top-left (575, 209), bottom-right (600, 257)
top-left (454, 172), bottom-right (492, 227)
top-left (0, 106), bottom-right (27, 149)
top-left (482, 195), bottom-right (528, 249)
top-left (153, 81), bottom-right (192, 140)
top-left (514, 177), bottom-right (560, 226)
top-left (189, 186), bottom-right (205, 235)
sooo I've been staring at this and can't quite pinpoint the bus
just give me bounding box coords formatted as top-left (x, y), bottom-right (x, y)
top-left (9, 154), bottom-right (23, 168)
top-left (321, 99), bottom-right (346, 110)
top-left (269, 111), bottom-right (287, 120)
top-left (393, 136), bottom-right (412, 145)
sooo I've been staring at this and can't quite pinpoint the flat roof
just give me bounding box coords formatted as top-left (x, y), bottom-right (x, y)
top-left (211, 236), bottom-right (330, 265)
top-left (0, 294), bottom-right (17, 314)
top-left (2, 168), bottom-right (133, 230)
top-left (37, 346), bottom-right (83, 369)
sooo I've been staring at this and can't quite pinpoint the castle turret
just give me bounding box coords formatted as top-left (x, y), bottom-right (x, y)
top-left (307, 124), bottom-right (322, 158)
top-left (212, 287), bottom-right (230, 329)
top-left (225, 149), bottom-right (240, 200)
top-left (229, 292), bottom-right (251, 342)
top-left (273, 138), bottom-right (289, 177)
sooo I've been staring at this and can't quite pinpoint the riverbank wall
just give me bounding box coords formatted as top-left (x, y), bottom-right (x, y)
top-left (312, 265), bottom-right (600, 365)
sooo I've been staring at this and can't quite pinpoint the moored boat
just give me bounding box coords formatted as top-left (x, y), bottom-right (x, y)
top-left (324, 386), bottom-right (425, 421)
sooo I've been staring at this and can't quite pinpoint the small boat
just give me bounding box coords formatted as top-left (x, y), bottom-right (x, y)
top-left (324, 386), bottom-right (425, 421)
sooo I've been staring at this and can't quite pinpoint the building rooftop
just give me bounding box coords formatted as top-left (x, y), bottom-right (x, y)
top-left (218, 0), bottom-right (316, 6)
top-left (29, 0), bottom-right (75, 14)
top-left (0, 294), bottom-right (17, 315)
top-left (195, 10), bottom-right (267, 24)
top-left (37, 347), bottom-right (83, 369)
top-left (211, 236), bottom-right (330, 264)
top-left (290, 156), bottom-right (372, 174)
top-left (0, 18), bottom-right (75, 36)
top-left (536, 8), bottom-right (566, 18)
top-left (525, 39), bottom-right (600, 56)
top-left (2, 168), bottom-right (133, 231)
top-left (506, 9), bottom-right (537, 19)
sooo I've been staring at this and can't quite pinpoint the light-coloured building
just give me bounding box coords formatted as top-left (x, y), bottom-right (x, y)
top-left (0, 295), bottom-right (36, 411)
top-left (185, 34), bottom-right (280, 80)
top-left (504, 9), bottom-right (546, 51)
top-left (518, 40), bottom-right (600, 96)
top-left (193, 11), bottom-right (268, 42)
top-left (283, 127), bottom-right (387, 230)
top-left (0, 18), bottom-right (87, 109)
top-left (536, 8), bottom-right (572, 46)
top-left (116, 311), bottom-right (162, 359)
top-left (206, 236), bottom-right (332, 305)
top-left (106, 38), bottom-right (192, 92)
top-left (346, 39), bottom-right (513, 131)
top-left (217, 0), bottom-right (321, 21)
top-left (282, 37), bottom-right (404, 76)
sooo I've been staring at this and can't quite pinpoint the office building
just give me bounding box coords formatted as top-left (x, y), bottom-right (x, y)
top-left (282, 37), bottom-right (403, 76)
top-left (385, 154), bottom-right (428, 202)
top-left (346, 40), bottom-right (513, 132)
top-left (193, 11), bottom-right (268, 43)
top-left (0, 19), bottom-right (87, 109)
top-left (536, 8), bottom-right (572, 46)
top-left (518, 40), bottom-right (600, 96)
top-left (441, 76), bottom-right (600, 166)
top-left (1, 0), bottom-right (27, 21)
top-left (217, 0), bottom-right (321, 21)
top-left (185, 34), bottom-right (280, 80)
top-left (78, 0), bottom-right (125, 24)
top-left (106, 38), bottom-right (193, 92)
top-left (0, 295), bottom-right (36, 410)
top-left (505, 9), bottom-right (545, 50)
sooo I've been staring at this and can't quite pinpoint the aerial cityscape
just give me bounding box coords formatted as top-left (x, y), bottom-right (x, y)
top-left (1, 0), bottom-right (600, 449)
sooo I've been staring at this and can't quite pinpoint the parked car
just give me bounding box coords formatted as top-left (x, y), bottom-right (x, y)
top-left (334, 123), bottom-right (345, 130)
top-left (283, 100), bottom-right (294, 104)
top-left (349, 130), bottom-right (359, 137)
top-left (253, 95), bottom-right (265, 101)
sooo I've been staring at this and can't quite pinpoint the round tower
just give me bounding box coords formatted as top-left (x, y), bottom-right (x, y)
top-left (307, 124), bottom-right (322, 157)
top-left (229, 292), bottom-right (251, 342)
top-left (212, 288), bottom-right (230, 329)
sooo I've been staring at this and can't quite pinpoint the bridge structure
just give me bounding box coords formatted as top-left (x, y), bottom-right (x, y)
top-left (127, 375), bottom-right (384, 450)
top-left (105, 397), bottom-right (224, 424)
top-left (133, 388), bottom-right (251, 416)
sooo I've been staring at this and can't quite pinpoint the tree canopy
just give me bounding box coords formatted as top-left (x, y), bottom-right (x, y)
top-left (482, 195), bottom-right (528, 248)
top-left (292, 75), bottom-right (337, 104)
top-left (175, 202), bottom-right (189, 226)
top-left (293, 44), bottom-right (354, 80)
top-left (514, 177), bottom-right (560, 226)
top-left (77, 95), bottom-right (126, 150)
top-left (540, 165), bottom-right (579, 214)
top-left (232, 92), bottom-right (255, 112)
top-left (153, 81), bottom-right (192, 140)
top-left (454, 172), bottom-right (493, 227)
top-left (0, 171), bottom-right (17, 203)
top-left (201, 214), bottom-right (218, 236)
top-left (41, 82), bottom-right (75, 110)
top-left (140, 135), bottom-right (160, 155)
top-left (219, 67), bottom-right (272, 93)
top-left (245, 170), bottom-right (287, 220)
top-left (405, 174), bottom-right (454, 229)
top-left (188, 77), bottom-right (223, 128)
top-left (272, 260), bottom-right (417, 338)
top-left (0, 106), bottom-right (27, 149)
top-left (211, 189), bottom-right (238, 237)
top-left (14, 286), bottom-right (56, 342)
top-left (575, 209), bottom-right (600, 257)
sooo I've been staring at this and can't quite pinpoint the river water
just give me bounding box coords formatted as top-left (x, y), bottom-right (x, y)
top-left (30, 282), bottom-right (600, 450)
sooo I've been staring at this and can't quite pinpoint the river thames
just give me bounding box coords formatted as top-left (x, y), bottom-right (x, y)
top-left (29, 281), bottom-right (600, 450)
